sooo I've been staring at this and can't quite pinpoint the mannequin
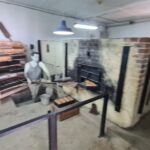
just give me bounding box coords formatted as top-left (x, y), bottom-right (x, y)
top-left (24, 52), bottom-right (51, 101)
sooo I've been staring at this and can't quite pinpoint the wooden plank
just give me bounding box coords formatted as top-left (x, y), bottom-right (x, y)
top-left (0, 56), bottom-right (11, 62)
top-left (0, 64), bottom-right (22, 69)
top-left (0, 42), bottom-right (24, 48)
top-left (0, 48), bottom-right (25, 54)
top-left (0, 72), bottom-right (24, 81)
top-left (0, 83), bottom-right (27, 94)
top-left (0, 86), bottom-right (28, 100)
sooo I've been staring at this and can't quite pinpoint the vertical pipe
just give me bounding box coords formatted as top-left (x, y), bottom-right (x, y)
top-left (48, 112), bottom-right (57, 150)
top-left (37, 40), bottom-right (42, 61)
top-left (65, 43), bottom-right (68, 77)
top-left (37, 40), bottom-right (43, 78)
top-left (48, 111), bottom-right (51, 150)
top-left (99, 94), bottom-right (109, 137)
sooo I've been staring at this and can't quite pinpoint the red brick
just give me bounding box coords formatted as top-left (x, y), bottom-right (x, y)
top-left (143, 44), bottom-right (150, 49)
top-left (139, 69), bottom-right (146, 74)
top-left (139, 38), bottom-right (150, 43)
top-left (127, 38), bottom-right (140, 42)
top-left (136, 59), bottom-right (149, 64)
top-left (138, 49), bottom-right (149, 53)
top-left (139, 74), bottom-right (146, 79)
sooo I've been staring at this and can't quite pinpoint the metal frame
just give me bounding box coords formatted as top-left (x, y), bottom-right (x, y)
top-left (0, 94), bottom-right (109, 150)
top-left (115, 46), bottom-right (130, 112)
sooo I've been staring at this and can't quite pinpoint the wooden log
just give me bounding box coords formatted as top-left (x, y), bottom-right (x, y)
top-left (0, 48), bottom-right (25, 54)
top-left (0, 56), bottom-right (12, 62)
top-left (0, 41), bottom-right (24, 48)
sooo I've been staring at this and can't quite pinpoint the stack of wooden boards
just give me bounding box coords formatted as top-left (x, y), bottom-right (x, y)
top-left (0, 41), bottom-right (28, 100)
top-left (52, 96), bottom-right (80, 121)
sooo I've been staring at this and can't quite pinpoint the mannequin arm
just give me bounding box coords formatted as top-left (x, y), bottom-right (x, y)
top-left (39, 62), bottom-right (51, 81)
top-left (24, 63), bottom-right (32, 84)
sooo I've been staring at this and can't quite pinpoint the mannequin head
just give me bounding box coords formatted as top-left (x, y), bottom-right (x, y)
top-left (31, 52), bottom-right (39, 62)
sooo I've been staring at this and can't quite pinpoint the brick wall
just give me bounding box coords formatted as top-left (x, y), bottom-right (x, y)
top-left (66, 38), bottom-right (150, 127)
top-left (126, 38), bottom-right (150, 114)
top-left (68, 39), bottom-right (104, 80)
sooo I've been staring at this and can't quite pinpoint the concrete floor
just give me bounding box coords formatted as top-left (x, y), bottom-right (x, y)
top-left (0, 99), bottom-right (150, 150)
top-left (107, 113), bottom-right (150, 150)
top-left (0, 99), bottom-right (113, 150)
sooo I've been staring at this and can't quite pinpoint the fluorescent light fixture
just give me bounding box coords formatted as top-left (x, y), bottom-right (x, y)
top-left (53, 31), bottom-right (74, 35)
top-left (74, 23), bottom-right (98, 30)
top-left (53, 20), bottom-right (74, 35)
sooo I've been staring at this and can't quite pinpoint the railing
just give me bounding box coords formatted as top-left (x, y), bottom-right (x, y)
top-left (0, 93), bottom-right (109, 150)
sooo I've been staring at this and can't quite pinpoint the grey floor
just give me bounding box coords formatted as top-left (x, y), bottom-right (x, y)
top-left (0, 99), bottom-right (150, 150)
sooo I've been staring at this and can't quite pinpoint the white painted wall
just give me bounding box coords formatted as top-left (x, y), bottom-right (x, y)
top-left (108, 21), bottom-right (150, 38)
top-left (0, 2), bottom-right (100, 50)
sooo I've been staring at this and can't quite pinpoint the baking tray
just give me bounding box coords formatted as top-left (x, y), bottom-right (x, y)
top-left (78, 82), bottom-right (100, 91)
top-left (54, 96), bottom-right (76, 108)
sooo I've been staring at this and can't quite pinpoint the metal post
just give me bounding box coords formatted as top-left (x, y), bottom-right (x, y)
top-left (48, 111), bottom-right (57, 150)
top-left (99, 94), bottom-right (109, 137)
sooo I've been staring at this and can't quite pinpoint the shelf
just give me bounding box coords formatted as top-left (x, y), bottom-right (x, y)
top-left (0, 53), bottom-right (26, 57)
top-left (0, 41), bottom-right (26, 100)
top-left (0, 41), bottom-right (24, 48)
top-left (0, 64), bottom-right (22, 69)
top-left (0, 55), bottom-right (12, 62)
top-left (0, 48), bottom-right (25, 54)
top-left (0, 84), bottom-right (28, 99)
top-left (0, 72), bottom-right (24, 81)
top-left (0, 79), bottom-right (26, 90)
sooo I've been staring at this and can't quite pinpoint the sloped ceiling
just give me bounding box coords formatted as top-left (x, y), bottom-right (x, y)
top-left (1, 0), bottom-right (150, 26)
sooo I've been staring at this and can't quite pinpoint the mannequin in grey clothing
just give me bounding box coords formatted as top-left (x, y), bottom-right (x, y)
top-left (24, 52), bottom-right (51, 101)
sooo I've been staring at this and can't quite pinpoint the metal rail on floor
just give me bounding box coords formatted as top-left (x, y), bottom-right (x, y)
top-left (0, 94), bottom-right (109, 150)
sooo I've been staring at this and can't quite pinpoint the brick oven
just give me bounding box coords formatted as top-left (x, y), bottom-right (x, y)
top-left (66, 38), bottom-right (150, 128)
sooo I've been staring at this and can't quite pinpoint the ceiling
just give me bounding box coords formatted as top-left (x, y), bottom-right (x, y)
top-left (1, 0), bottom-right (150, 26)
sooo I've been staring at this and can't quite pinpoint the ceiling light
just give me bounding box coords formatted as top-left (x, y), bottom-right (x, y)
top-left (74, 23), bottom-right (98, 30)
top-left (53, 20), bottom-right (74, 35)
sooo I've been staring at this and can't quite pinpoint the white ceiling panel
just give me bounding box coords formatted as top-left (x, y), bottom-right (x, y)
top-left (1, 0), bottom-right (150, 25)
top-left (99, 0), bottom-right (150, 22)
